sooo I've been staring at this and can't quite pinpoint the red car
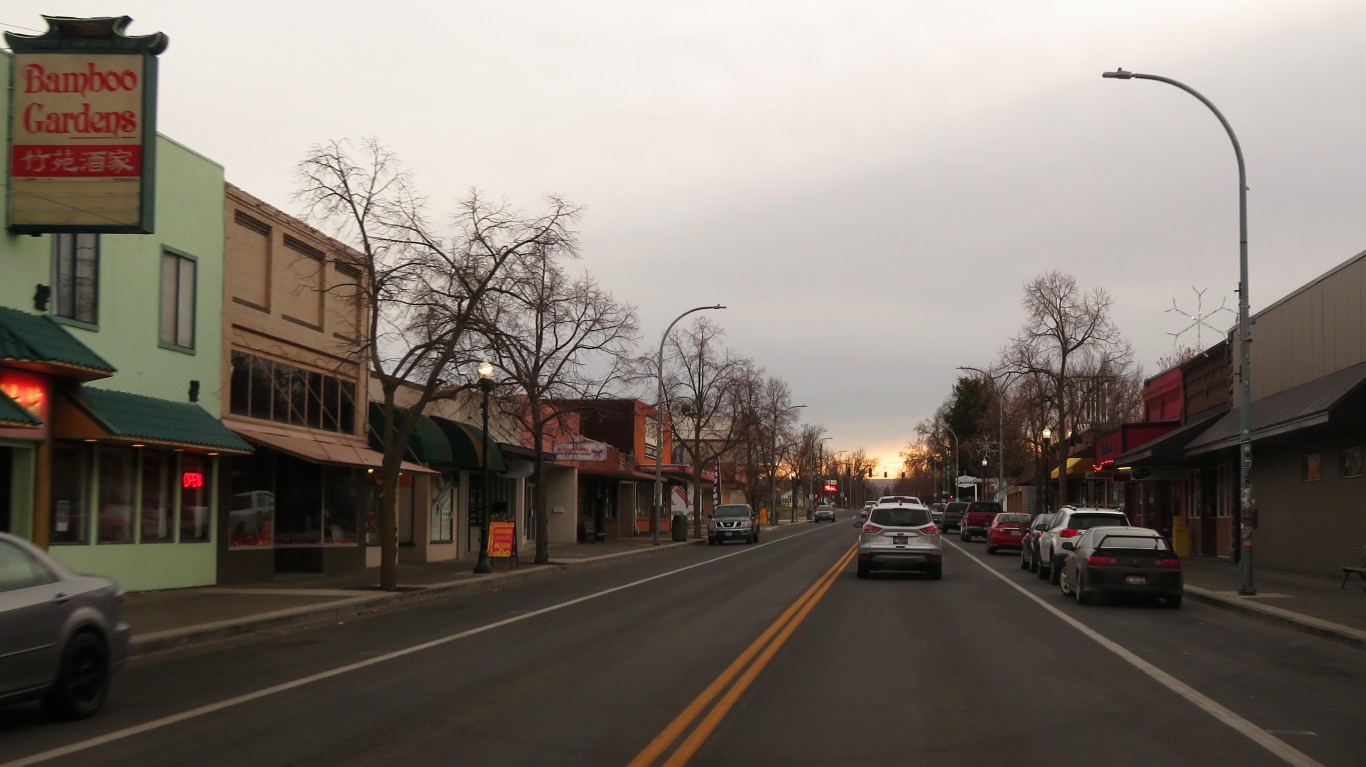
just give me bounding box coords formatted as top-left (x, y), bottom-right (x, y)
top-left (985, 512), bottom-right (1032, 554)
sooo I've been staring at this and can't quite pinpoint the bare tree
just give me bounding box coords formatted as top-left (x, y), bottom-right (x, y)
top-left (661, 317), bottom-right (751, 537)
top-left (295, 137), bottom-right (579, 590)
top-left (1002, 271), bottom-right (1132, 508)
top-left (477, 249), bottom-right (639, 564)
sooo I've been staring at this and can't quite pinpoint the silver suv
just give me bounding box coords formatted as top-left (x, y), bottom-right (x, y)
top-left (708, 504), bottom-right (759, 545)
top-left (856, 501), bottom-right (942, 580)
top-left (1036, 506), bottom-right (1130, 584)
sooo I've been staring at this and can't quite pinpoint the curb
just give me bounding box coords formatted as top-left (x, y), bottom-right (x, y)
top-left (1184, 585), bottom-right (1366, 652)
top-left (129, 540), bottom-right (696, 658)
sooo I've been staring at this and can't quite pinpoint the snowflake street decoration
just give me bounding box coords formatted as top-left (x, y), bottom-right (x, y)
top-left (1167, 287), bottom-right (1234, 352)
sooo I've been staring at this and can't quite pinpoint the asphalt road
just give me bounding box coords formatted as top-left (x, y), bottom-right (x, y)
top-left (2, 512), bottom-right (1362, 766)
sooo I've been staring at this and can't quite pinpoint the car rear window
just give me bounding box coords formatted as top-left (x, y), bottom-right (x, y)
top-left (870, 508), bottom-right (932, 527)
top-left (1070, 513), bottom-right (1129, 529)
top-left (1096, 533), bottom-right (1169, 550)
top-left (968, 502), bottom-right (1002, 513)
top-left (998, 514), bottom-right (1030, 524)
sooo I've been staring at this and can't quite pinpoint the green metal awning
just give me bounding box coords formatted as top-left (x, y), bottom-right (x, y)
top-left (430, 415), bottom-right (506, 472)
top-left (367, 403), bottom-right (454, 466)
top-left (64, 387), bottom-right (252, 454)
top-left (0, 389), bottom-right (40, 428)
top-left (0, 306), bottom-right (115, 380)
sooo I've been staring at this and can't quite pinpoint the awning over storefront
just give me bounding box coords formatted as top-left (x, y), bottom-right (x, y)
top-left (429, 415), bottom-right (506, 472)
top-left (1049, 457), bottom-right (1089, 479)
top-left (231, 421), bottom-right (435, 473)
top-left (635, 463), bottom-right (716, 483)
top-left (0, 389), bottom-right (40, 428)
top-left (1185, 361), bottom-right (1366, 456)
top-left (59, 387), bottom-right (253, 454)
top-left (367, 403), bottom-right (454, 466)
top-left (580, 464), bottom-right (656, 481)
top-left (1115, 412), bottom-right (1225, 466)
top-left (0, 306), bottom-right (115, 380)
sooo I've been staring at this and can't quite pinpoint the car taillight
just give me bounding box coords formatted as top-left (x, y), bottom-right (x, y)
top-left (861, 524), bottom-right (881, 533)
top-left (1155, 557), bottom-right (1181, 568)
top-left (1087, 555), bottom-right (1117, 566)
top-left (920, 524), bottom-right (939, 535)
top-left (1059, 528), bottom-right (1080, 538)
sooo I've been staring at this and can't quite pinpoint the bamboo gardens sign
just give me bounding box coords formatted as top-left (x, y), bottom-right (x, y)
top-left (6, 16), bottom-right (167, 233)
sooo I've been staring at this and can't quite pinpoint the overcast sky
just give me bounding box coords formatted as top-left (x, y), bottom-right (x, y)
top-left (7, 1), bottom-right (1365, 471)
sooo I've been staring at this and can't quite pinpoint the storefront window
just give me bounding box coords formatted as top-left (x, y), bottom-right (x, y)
top-left (321, 466), bottom-right (358, 545)
top-left (228, 449), bottom-right (276, 548)
top-left (50, 443), bottom-right (90, 544)
top-left (97, 447), bottom-right (136, 544)
top-left (140, 451), bottom-right (174, 542)
top-left (432, 474), bottom-right (456, 543)
top-left (180, 455), bottom-right (211, 542)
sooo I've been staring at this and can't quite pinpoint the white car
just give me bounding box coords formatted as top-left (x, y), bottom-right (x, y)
top-left (878, 495), bottom-right (922, 506)
top-left (856, 501), bottom-right (942, 579)
top-left (1036, 506), bottom-right (1130, 584)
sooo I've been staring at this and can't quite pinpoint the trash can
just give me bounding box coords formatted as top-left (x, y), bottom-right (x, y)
top-left (671, 513), bottom-right (688, 542)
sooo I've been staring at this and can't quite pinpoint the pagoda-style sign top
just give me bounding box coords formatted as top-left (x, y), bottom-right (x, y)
top-left (5, 16), bottom-right (168, 234)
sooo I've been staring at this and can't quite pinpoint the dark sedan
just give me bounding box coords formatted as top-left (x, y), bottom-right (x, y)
top-left (1057, 526), bottom-right (1183, 608)
top-left (813, 505), bottom-right (836, 523)
top-left (0, 532), bottom-right (130, 718)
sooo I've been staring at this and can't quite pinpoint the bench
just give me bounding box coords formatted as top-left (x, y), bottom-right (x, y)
top-left (580, 519), bottom-right (608, 543)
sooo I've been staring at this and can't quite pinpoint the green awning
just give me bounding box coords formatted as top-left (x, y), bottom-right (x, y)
top-left (0, 389), bottom-right (40, 428)
top-left (430, 415), bottom-right (506, 472)
top-left (367, 403), bottom-right (454, 466)
top-left (0, 306), bottom-right (115, 380)
top-left (65, 387), bottom-right (252, 454)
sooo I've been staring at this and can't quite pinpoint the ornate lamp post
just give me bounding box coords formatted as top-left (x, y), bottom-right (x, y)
top-left (473, 360), bottom-right (495, 574)
top-left (653, 304), bottom-right (725, 545)
top-left (1041, 427), bottom-right (1053, 514)
top-left (1103, 67), bottom-right (1253, 594)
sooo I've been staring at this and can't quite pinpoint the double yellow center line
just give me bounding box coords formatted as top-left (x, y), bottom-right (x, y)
top-left (628, 543), bottom-right (858, 767)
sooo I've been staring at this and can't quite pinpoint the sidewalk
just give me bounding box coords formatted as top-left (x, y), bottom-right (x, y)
top-left (121, 519), bottom-right (1366, 657)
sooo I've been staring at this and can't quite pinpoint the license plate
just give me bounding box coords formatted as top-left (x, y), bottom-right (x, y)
top-left (1125, 574), bottom-right (1146, 585)
top-left (893, 534), bottom-right (908, 545)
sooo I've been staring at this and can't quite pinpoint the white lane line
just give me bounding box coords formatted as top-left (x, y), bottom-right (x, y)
top-left (945, 540), bottom-right (1324, 767)
top-left (3, 525), bottom-right (827, 767)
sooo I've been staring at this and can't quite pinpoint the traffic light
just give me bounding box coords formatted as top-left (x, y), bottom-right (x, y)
top-left (883, 471), bottom-right (888, 478)
top-left (900, 471), bottom-right (906, 479)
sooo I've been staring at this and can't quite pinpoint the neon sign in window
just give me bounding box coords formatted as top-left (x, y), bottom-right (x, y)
top-left (182, 472), bottom-right (205, 489)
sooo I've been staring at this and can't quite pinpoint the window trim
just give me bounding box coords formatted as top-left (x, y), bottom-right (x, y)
top-left (158, 246), bottom-right (198, 353)
top-left (51, 232), bottom-right (100, 327)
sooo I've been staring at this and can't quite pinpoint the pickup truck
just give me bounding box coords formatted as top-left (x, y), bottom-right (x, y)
top-left (958, 501), bottom-right (1003, 542)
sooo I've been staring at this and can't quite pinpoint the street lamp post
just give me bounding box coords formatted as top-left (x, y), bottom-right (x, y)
top-left (941, 423), bottom-right (959, 501)
top-left (473, 360), bottom-right (495, 574)
top-left (809, 436), bottom-right (831, 516)
top-left (1041, 427), bottom-right (1053, 514)
top-left (654, 304), bottom-right (726, 546)
top-left (1103, 68), bottom-right (1255, 595)
top-left (958, 366), bottom-right (1022, 508)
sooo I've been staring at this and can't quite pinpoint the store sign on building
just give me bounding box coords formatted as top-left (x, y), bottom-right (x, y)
top-left (0, 368), bottom-right (50, 439)
top-left (5, 16), bottom-right (168, 233)
top-left (555, 440), bottom-right (608, 462)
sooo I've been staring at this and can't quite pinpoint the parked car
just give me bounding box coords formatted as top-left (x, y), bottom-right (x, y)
top-left (0, 532), bottom-right (130, 719)
top-left (856, 501), bottom-right (942, 580)
top-left (941, 501), bottom-right (970, 532)
top-left (1019, 512), bottom-right (1056, 572)
top-left (708, 504), bottom-right (759, 545)
top-left (1058, 526), bottom-right (1183, 607)
top-left (985, 512), bottom-right (1031, 554)
top-left (814, 504), bottom-right (837, 523)
top-left (1036, 506), bottom-right (1130, 584)
top-left (958, 501), bottom-right (1002, 542)
top-left (854, 503), bottom-right (874, 527)
top-left (929, 502), bottom-right (945, 525)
